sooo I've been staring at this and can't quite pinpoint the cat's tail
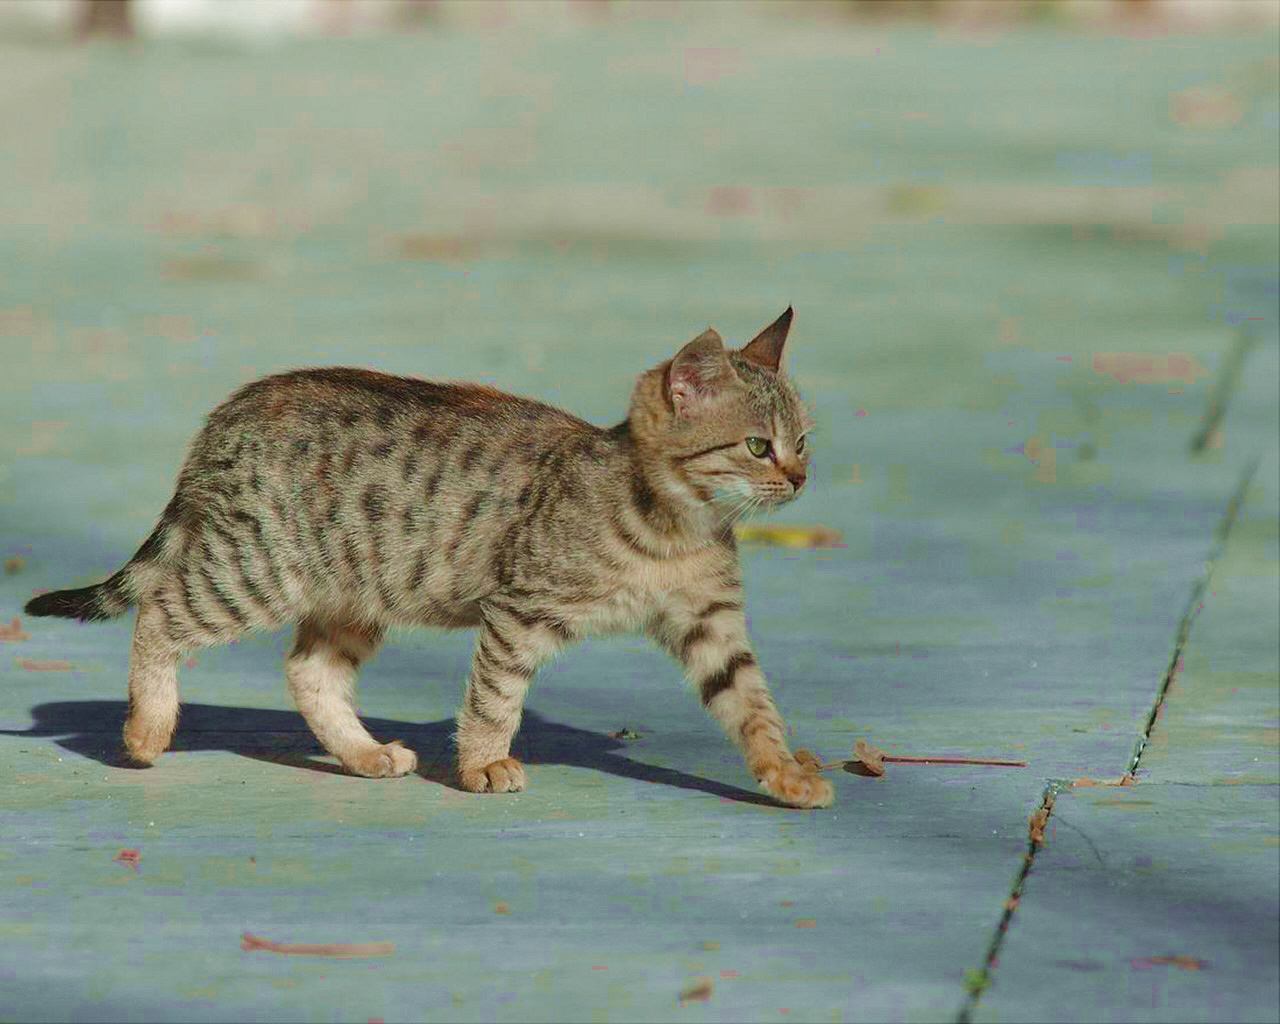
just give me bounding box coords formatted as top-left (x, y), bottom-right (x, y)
top-left (24, 510), bottom-right (179, 623)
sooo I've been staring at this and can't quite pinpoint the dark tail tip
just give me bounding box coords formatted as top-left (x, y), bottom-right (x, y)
top-left (24, 585), bottom-right (110, 622)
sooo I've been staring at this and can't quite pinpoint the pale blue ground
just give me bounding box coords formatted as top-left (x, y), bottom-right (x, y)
top-left (1, 11), bottom-right (1277, 1022)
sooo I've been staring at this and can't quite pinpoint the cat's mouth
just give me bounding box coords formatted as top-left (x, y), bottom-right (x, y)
top-left (712, 487), bottom-right (797, 518)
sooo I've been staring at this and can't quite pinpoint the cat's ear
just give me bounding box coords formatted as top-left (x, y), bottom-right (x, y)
top-left (668, 328), bottom-right (735, 418)
top-left (739, 306), bottom-right (793, 374)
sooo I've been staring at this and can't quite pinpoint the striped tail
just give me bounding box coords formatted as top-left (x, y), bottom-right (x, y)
top-left (24, 518), bottom-right (173, 623)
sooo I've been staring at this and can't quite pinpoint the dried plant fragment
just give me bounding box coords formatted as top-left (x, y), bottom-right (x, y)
top-left (609, 728), bottom-right (642, 740)
top-left (1132, 956), bottom-right (1208, 971)
top-left (733, 523), bottom-right (843, 549)
top-left (0, 617), bottom-right (31, 643)
top-left (1072, 775), bottom-right (1138, 789)
top-left (1028, 808), bottom-right (1049, 846)
top-left (851, 738), bottom-right (886, 776)
top-left (829, 739), bottom-right (1028, 777)
top-left (241, 933), bottom-right (395, 958)
top-left (17, 658), bottom-right (72, 671)
top-left (679, 977), bottom-right (714, 1005)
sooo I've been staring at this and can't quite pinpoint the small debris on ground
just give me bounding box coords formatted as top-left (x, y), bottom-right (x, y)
top-left (397, 234), bottom-right (477, 262)
top-left (1132, 956), bottom-right (1209, 971)
top-left (733, 523), bottom-right (843, 549)
top-left (114, 849), bottom-right (141, 872)
top-left (844, 738), bottom-right (886, 776)
top-left (0, 617), bottom-right (31, 643)
top-left (1028, 807), bottom-right (1050, 847)
top-left (1071, 775), bottom-right (1137, 789)
top-left (678, 977), bottom-right (713, 1005)
top-left (609, 728), bottom-right (642, 740)
top-left (4, 556), bottom-right (25, 574)
top-left (494, 901), bottom-right (510, 915)
top-left (829, 738), bottom-right (1029, 777)
top-left (17, 658), bottom-right (73, 672)
top-left (241, 933), bottom-right (395, 958)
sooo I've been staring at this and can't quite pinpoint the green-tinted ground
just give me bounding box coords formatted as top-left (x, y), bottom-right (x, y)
top-left (1, 9), bottom-right (1276, 1022)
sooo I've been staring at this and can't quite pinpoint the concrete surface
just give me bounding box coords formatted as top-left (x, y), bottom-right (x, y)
top-left (1, 9), bottom-right (1276, 1022)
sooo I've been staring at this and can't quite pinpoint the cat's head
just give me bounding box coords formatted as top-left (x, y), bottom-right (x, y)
top-left (630, 308), bottom-right (813, 517)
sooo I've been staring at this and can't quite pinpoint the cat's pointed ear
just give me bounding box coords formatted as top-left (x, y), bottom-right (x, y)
top-left (739, 306), bottom-right (793, 374)
top-left (668, 328), bottom-right (734, 418)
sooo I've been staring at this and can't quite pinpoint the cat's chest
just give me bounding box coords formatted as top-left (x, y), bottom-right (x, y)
top-left (579, 546), bottom-right (730, 634)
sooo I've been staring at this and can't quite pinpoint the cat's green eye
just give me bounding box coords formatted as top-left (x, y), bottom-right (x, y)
top-left (795, 435), bottom-right (807, 455)
top-left (745, 436), bottom-right (770, 458)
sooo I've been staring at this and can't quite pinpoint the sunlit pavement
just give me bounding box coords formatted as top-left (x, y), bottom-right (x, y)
top-left (1, 11), bottom-right (1276, 1021)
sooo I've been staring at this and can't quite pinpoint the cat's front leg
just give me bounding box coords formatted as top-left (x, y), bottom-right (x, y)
top-left (650, 598), bottom-right (834, 809)
top-left (455, 602), bottom-right (575, 794)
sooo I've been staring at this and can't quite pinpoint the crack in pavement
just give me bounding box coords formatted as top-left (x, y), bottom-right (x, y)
top-left (956, 782), bottom-right (1060, 1024)
top-left (1044, 811), bottom-right (1108, 870)
top-left (1126, 456), bottom-right (1260, 779)
top-left (956, 456), bottom-right (1261, 1023)
top-left (1190, 329), bottom-right (1261, 455)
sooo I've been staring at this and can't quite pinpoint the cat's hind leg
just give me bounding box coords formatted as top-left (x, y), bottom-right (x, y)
top-left (285, 616), bottom-right (416, 778)
top-left (122, 600), bottom-right (183, 765)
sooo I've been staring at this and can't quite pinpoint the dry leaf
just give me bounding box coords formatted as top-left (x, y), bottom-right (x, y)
top-left (733, 523), bottom-right (843, 550)
top-left (1132, 956), bottom-right (1208, 971)
top-left (679, 977), bottom-right (713, 1005)
top-left (851, 738), bottom-right (887, 777)
top-left (0, 617), bottom-right (31, 643)
top-left (494, 902), bottom-right (510, 915)
top-left (4, 556), bottom-right (25, 574)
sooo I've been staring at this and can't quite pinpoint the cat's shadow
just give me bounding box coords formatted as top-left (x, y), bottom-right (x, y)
top-left (2, 700), bottom-right (780, 807)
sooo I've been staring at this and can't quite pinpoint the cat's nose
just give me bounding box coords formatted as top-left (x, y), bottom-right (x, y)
top-left (786, 469), bottom-right (807, 492)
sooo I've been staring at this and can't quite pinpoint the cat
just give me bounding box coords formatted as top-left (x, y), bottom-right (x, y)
top-left (24, 308), bottom-right (834, 808)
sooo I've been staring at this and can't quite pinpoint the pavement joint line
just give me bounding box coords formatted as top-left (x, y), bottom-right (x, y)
top-left (956, 456), bottom-right (1260, 1023)
top-left (1190, 329), bottom-right (1261, 455)
top-left (955, 782), bottom-right (1060, 1024)
top-left (1126, 455), bottom-right (1261, 779)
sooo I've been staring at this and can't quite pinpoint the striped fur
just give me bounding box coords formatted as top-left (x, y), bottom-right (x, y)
top-left (24, 309), bottom-right (832, 808)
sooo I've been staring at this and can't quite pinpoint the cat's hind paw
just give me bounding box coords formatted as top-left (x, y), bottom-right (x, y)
top-left (459, 757), bottom-right (526, 794)
top-left (346, 740), bottom-right (418, 778)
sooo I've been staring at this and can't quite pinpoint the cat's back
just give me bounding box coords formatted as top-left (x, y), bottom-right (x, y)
top-left (186, 366), bottom-right (595, 470)
top-left (165, 366), bottom-right (617, 625)
top-left (210, 366), bottom-right (579, 434)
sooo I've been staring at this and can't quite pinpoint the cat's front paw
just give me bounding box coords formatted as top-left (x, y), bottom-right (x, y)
top-left (759, 755), bottom-right (834, 809)
top-left (459, 757), bottom-right (526, 794)
top-left (346, 740), bottom-right (418, 778)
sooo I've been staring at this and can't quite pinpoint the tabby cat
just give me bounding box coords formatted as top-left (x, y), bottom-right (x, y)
top-left (25, 308), bottom-right (834, 808)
